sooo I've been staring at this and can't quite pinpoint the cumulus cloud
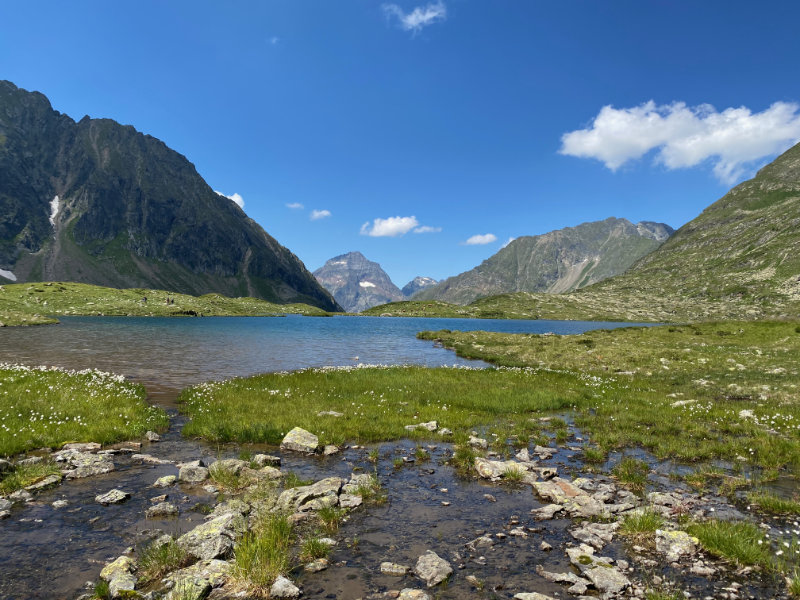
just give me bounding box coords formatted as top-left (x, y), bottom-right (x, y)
top-left (559, 100), bottom-right (800, 184)
top-left (383, 1), bottom-right (447, 34)
top-left (464, 233), bottom-right (497, 245)
top-left (360, 216), bottom-right (420, 237)
top-left (215, 191), bottom-right (244, 209)
top-left (413, 225), bottom-right (442, 234)
top-left (310, 209), bottom-right (331, 220)
top-left (286, 202), bottom-right (304, 210)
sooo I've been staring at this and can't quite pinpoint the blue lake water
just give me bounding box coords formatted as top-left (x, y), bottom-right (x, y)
top-left (0, 315), bottom-right (647, 400)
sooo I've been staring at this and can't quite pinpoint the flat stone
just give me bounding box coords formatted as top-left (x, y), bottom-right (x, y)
top-left (179, 464), bottom-right (210, 483)
top-left (96, 489), bottom-right (130, 505)
top-left (474, 457), bottom-right (526, 479)
top-left (414, 551), bottom-right (452, 587)
top-left (154, 475), bottom-right (177, 488)
top-left (317, 410), bottom-right (343, 417)
top-left (571, 521), bottom-right (619, 549)
top-left (514, 594), bottom-right (556, 600)
top-left (131, 453), bottom-right (172, 465)
top-left (18, 456), bottom-right (44, 465)
top-left (251, 454), bottom-right (281, 467)
top-left (163, 558), bottom-right (231, 592)
top-left (339, 493), bottom-right (363, 509)
top-left (147, 502), bottom-right (179, 518)
top-left (56, 449), bottom-right (115, 478)
top-left (398, 589), bottom-right (432, 600)
top-left (277, 477), bottom-right (344, 512)
top-left (270, 575), bottom-right (300, 598)
top-left (280, 427), bottom-right (319, 453)
top-left (381, 562), bottom-right (410, 576)
top-left (25, 473), bottom-right (62, 492)
top-left (531, 504), bottom-right (564, 520)
top-left (62, 442), bottom-right (101, 452)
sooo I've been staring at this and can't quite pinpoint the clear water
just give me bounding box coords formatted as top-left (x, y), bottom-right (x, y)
top-left (0, 315), bottom-right (645, 402)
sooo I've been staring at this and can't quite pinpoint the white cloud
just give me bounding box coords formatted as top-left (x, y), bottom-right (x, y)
top-left (383, 1), bottom-right (447, 34)
top-left (269, 36), bottom-right (280, 46)
top-left (286, 202), bottom-right (304, 210)
top-left (464, 233), bottom-right (497, 245)
top-left (361, 216), bottom-right (419, 237)
top-left (215, 190), bottom-right (245, 209)
top-left (559, 100), bottom-right (800, 184)
top-left (501, 237), bottom-right (516, 249)
top-left (413, 225), bottom-right (442, 234)
top-left (310, 209), bottom-right (331, 221)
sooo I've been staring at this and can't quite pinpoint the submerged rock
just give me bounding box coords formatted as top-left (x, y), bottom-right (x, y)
top-left (514, 594), bottom-right (556, 600)
top-left (146, 502), bottom-right (179, 518)
top-left (414, 551), bottom-right (452, 587)
top-left (281, 427), bottom-right (319, 454)
top-left (398, 590), bottom-right (431, 600)
top-left (304, 558), bottom-right (329, 572)
top-left (153, 475), bottom-right (177, 488)
top-left (381, 562), bottom-right (411, 576)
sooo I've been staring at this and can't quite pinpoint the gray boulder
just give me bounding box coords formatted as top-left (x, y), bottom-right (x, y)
top-left (414, 551), bottom-right (452, 587)
top-left (179, 464), bottom-right (210, 483)
top-left (177, 512), bottom-right (246, 560)
top-left (100, 555), bottom-right (137, 598)
top-left (96, 489), bottom-right (130, 505)
top-left (277, 477), bottom-right (344, 513)
top-left (270, 575), bottom-right (301, 598)
top-left (146, 502), bottom-right (179, 518)
top-left (280, 427), bottom-right (319, 453)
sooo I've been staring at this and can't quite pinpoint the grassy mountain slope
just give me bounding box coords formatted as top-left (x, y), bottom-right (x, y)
top-left (415, 218), bottom-right (672, 304)
top-left (0, 81), bottom-right (339, 311)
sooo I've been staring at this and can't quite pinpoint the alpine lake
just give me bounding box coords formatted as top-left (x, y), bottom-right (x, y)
top-left (0, 315), bottom-right (795, 600)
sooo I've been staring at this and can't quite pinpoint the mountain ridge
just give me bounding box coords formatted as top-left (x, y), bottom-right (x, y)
top-left (313, 251), bottom-right (405, 312)
top-left (0, 81), bottom-right (340, 311)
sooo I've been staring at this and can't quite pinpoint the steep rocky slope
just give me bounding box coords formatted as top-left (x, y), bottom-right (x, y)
top-left (402, 276), bottom-right (437, 297)
top-left (415, 218), bottom-right (672, 304)
top-left (0, 81), bottom-right (339, 311)
top-left (313, 252), bottom-right (404, 312)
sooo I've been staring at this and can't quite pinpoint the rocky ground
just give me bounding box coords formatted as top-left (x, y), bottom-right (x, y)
top-left (1, 422), bottom-right (797, 600)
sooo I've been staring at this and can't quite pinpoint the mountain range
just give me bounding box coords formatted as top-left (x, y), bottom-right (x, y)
top-left (313, 252), bottom-right (437, 312)
top-left (414, 218), bottom-right (673, 304)
top-left (0, 81), bottom-right (339, 311)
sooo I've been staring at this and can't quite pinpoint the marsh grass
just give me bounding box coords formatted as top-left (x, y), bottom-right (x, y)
top-left (620, 508), bottom-right (664, 546)
top-left (0, 460), bottom-right (62, 495)
top-left (0, 364), bottom-right (167, 457)
top-left (234, 512), bottom-right (293, 594)
top-left (300, 536), bottom-right (332, 561)
top-left (687, 520), bottom-right (771, 568)
top-left (208, 463), bottom-right (253, 491)
top-left (138, 538), bottom-right (190, 584)
top-left (612, 457), bottom-right (650, 495)
top-left (317, 506), bottom-right (346, 535)
top-left (583, 447), bottom-right (605, 464)
top-left (283, 472), bottom-right (312, 489)
top-left (789, 571), bottom-right (800, 597)
top-left (180, 365), bottom-right (584, 447)
top-left (645, 591), bottom-right (683, 600)
top-left (451, 444), bottom-right (479, 476)
top-left (417, 322), bottom-right (800, 473)
top-left (355, 473), bottom-right (387, 505)
top-left (748, 490), bottom-right (800, 515)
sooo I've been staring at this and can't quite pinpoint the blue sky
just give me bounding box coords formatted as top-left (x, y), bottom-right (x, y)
top-left (3, 1), bottom-right (800, 286)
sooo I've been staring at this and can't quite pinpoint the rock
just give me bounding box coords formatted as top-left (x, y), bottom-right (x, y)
top-left (339, 493), bottom-right (363, 509)
top-left (533, 445), bottom-right (555, 459)
top-left (96, 489), bottom-right (130, 505)
top-left (270, 575), bottom-right (300, 598)
top-left (398, 589), bottom-right (432, 600)
top-left (146, 431), bottom-right (161, 442)
top-left (474, 457), bottom-right (527, 480)
top-left (276, 477), bottom-right (344, 512)
top-left (0, 498), bottom-right (12, 511)
top-left (52, 499), bottom-right (69, 509)
top-left (165, 579), bottom-right (211, 600)
top-left (317, 410), bottom-right (343, 417)
top-left (62, 442), bottom-right (101, 452)
top-left (177, 512), bottom-right (246, 560)
top-left (210, 458), bottom-right (247, 477)
top-left (414, 551), bottom-right (452, 587)
top-left (154, 475), bottom-right (177, 488)
top-left (0, 458), bottom-right (11, 474)
top-left (566, 544), bottom-right (630, 595)
top-left (466, 535), bottom-right (495, 551)
top-left (100, 555), bottom-right (137, 598)
top-left (163, 558), bottom-right (231, 593)
top-left (656, 529), bottom-right (699, 562)
top-left (150, 494), bottom-right (168, 503)
top-left (532, 478), bottom-right (608, 518)
top-left (17, 456), bottom-right (44, 466)
top-left (515, 448), bottom-right (534, 463)
top-left (56, 449), bottom-right (115, 478)
top-left (514, 594), bottom-right (555, 600)
top-left (323, 445), bottom-right (340, 456)
top-left (0, 510), bottom-right (9, 519)
top-left (131, 453), bottom-right (172, 465)
top-left (531, 504), bottom-right (564, 520)
top-left (381, 562), bottom-right (410, 576)
top-left (539, 540), bottom-right (552, 551)
top-left (179, 464), bottom-right (210, 483)
top-left (251, 454), bottom-right (281, 467)
top-left (571, 521), bottom-right (620, 549)
top-left (9, 489), bottom-right (33, 503)
top-left (483, 494), bottom-right (496, 502)
top-left (535, 565), bottom-right (584, 585)
top-left (304, 558), bottom-right (329, 572)
top-left (469, 436), bottom-right (488, 449)
top-left (25, 473), bottom-right (62, 492)
top-left (280, 427), bottom-right (319, 453)
top-left (256, 465), bottom-right (283, 480)
top-left (147, 502), bottom-right (179, 518)
top-left (437, 428), bottom-right (453, 436)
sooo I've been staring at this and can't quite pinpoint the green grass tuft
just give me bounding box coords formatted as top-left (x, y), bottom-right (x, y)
top-left (687, 520), bottom-right (770, 568)
top-left (234, 512), bottom-right (294, 594)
